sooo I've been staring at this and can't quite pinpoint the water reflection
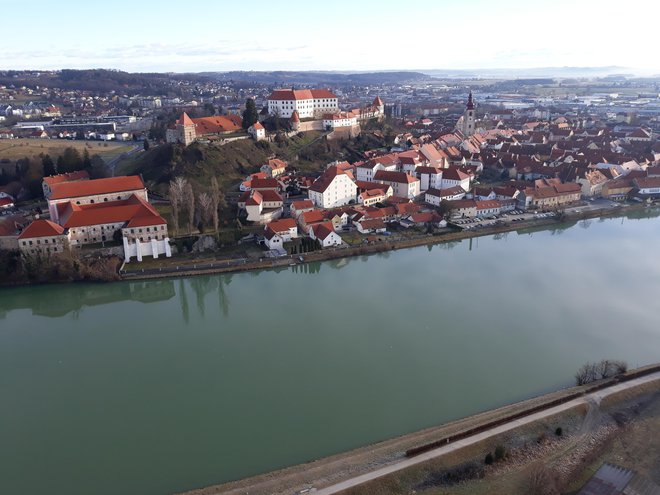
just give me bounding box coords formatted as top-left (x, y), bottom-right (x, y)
top-left (0, 280), bottom-right (176, 319)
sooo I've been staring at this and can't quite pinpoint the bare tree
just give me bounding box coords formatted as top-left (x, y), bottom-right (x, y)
top-left (575, 359), bottom-right (628, 385)
top-left (184, 182), bottom-right (195, 234)
top-left (210, 176), bottom-right (221, 232)
top-left (169, 177), bottom-right (188, 235)
top-left (197, 192), bottom-right (212, 229)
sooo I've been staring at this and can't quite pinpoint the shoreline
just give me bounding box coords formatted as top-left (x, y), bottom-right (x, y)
top-left (0, 202), bottom-right (656, 289)
top-left (119, 201), bottom-right (657, 282)
top-left (178, 363), bottom-right (660, 495)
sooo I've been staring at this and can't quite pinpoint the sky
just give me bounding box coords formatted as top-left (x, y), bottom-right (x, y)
top-left (1, 0), bottom-right (658, 74)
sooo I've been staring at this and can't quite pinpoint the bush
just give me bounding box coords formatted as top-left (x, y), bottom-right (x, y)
top-left (484, 452), bottom-right (494, 465)
top-left (555, 427), bottom-right (563, 437)
top-left (494, 444), bottom-right (507, 462)
top-left (575, 359), bottom-right (629, 385)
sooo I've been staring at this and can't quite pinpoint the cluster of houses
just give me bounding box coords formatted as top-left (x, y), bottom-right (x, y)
top-left (232, 94), bottom-right (658, 253)
top-left (0, 172), bottom-right (170, 262)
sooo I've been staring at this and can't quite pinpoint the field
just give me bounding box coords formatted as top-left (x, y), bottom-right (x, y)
top-left (0, 138), bottom-right (134, 162)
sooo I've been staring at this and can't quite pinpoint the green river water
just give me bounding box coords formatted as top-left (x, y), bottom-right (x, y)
top-left (1, 212), bottom-right (660, 495)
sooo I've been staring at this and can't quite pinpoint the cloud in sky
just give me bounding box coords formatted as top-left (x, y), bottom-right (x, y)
top-left (0, 0), bottom-right (658, 73)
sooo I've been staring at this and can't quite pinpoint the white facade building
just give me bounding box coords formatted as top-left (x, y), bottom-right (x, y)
top-left (323, 112), bottom-right (357, 129)
top-left (308, 166), bottom-right (357, 209)
top-left (267, 89), bottom-right (338, 119)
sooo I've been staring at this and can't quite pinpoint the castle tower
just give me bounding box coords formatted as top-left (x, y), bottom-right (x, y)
top-left (290, 110), bottom-right (300, 131)
top-left (457, 91), bottom-right (476, 136)
top-left (178, 112), bottom-right (197, 146)
top-left (372, 96), bottom-right (384, 114)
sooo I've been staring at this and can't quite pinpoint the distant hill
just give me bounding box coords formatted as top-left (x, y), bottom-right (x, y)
top-left (420, 66), bottom-right (630, 79)
top-left (203, 71), bottom-right (432, 85)
top-left (0, 69), bottom-right (212, 95)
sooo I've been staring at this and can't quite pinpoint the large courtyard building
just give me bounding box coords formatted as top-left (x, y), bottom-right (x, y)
top-left (39, 174), bottom-right (170, 262)
top-left (267, 89), bottom-right (338, 119)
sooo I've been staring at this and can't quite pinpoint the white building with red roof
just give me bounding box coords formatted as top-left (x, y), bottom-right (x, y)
top-left (290, 199), bottom-right (315, 218)
top-left (265, 218), bottom-right (298, 242)
top-left (373, 170), bottom-right (420, 199)
top-left (42, 170), bottom-right (90, 199)
top-left (260, 158), bottom-right (287, 178)
top-left (440, 166), bottom-right (471, 192)
top-left (267, 89), bottom-right (338, 119)
top-left (308, 165), bottom-right (357, 209)
top-left (309, 222), bottom-right (343, 248)
top-left (239, 189), bottom-right (283, 224)
top-left (47, 175), bottom-right (147, 223)
top-left (166, 112), bottom-right (197, 146)
top-left (322, 111), bottom-right (357, 129)
top-left (17, 219), bottom-right (68, 256)
top-left (39, 175), bottom-right (170, 262)
top-left (248, 121), bottom-right (266, 141)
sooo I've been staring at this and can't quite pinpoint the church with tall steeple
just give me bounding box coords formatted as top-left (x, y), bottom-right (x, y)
top-left (455, 91), bottom-right (476, 136)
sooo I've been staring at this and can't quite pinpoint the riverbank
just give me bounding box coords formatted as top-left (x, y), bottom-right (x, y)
top-left (120, 201), bottom-right (657, 282)
top-left (179, 364), bottom-right (660, 495)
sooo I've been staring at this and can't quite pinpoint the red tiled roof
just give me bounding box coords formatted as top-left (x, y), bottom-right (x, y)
top-left (311, 89), bottom-right (338, 99)
top-left (442, 167), bottom-right (470, 181)
top-left (290, 110), bottom-right (300, 122)
top-left (18, 219), bottom-right (65, 239)
top-left (300, 210), bottom-right (326, 225)
top-left (312, 222), bottom-right (336, 240)
top-left (266, 158), bottom-right (287, 170)
top-left (250, 178), bottom-right (279, 190)
top-left (246, 191), bottom-right (262, 206)
top-left (359, 218), bottom-right (386, 230)
top-left (193, 115), bottom-right (242, 134)
top-left (267, 218), bottom-right (297, 233)
top-left (635, 176), bottom-right (660, 189)
top-left (291, 199), bottom-right (314, 210)
top-left (59, 194), bottom-right (165, 229)
top-left (43, 170), bottom-right (90, 187)
top-left (410, 212), bottom-right (443, 223)
top-left (268, 89), bottom-right (337, 101)
top-left (360, 188), bottom-right (386, 199)
top-left (0, 214), bottom-right (27, 236)
top-left (178, 112), bottom-right (195, 126)
top-left (373, 170), bottom-right (419, 184)
top-left (310, 166), bottom-right (352, 193)
top-left (475, 200), bottom-right (501, 210)
top-left (49, 176), bottom-right (145, 200)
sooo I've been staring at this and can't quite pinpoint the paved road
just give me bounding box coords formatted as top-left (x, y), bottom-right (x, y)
top-left (313, 371), bottom-right (660, 495)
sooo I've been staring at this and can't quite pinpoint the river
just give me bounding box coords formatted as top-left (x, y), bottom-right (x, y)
top-left (1, 212), bottom-right (660, 495)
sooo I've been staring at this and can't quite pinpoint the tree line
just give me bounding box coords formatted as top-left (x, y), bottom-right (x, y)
top-left (0, 147), bottom-right (105, 199)
top-left (168, 176), bottom-right (226, 235)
